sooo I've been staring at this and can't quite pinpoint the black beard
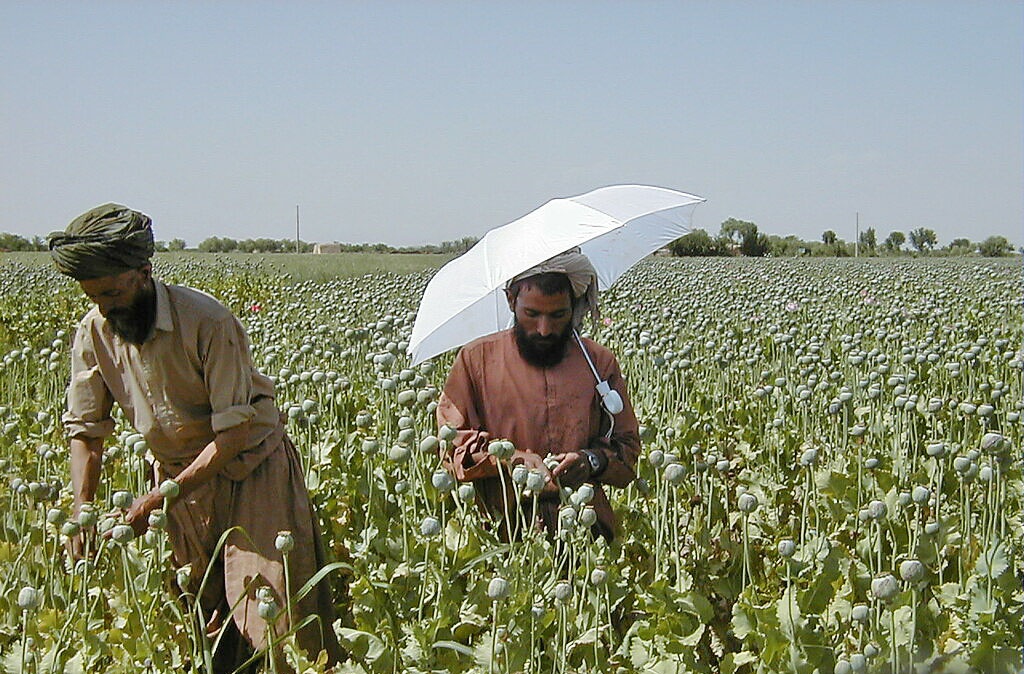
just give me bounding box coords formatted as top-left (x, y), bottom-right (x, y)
top-left (513, 321), bottom-right (571, 368)
top-left (106, 283), bottom-right (157, 345)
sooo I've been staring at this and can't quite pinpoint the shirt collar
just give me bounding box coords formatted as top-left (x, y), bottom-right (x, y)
top-left (153, 279), bottom-right (174, 333)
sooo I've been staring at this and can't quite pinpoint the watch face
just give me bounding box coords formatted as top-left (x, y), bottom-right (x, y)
top-left (586, 452), bottom-right (600, 471)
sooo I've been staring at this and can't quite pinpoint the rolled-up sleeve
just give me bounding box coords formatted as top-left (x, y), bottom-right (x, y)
top-left (202, 316), bottom-right (257, 433)
top-left (64, 324), bottom-right (115, 440)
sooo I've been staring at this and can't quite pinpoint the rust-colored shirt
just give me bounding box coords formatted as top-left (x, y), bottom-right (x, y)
top-left (64, 280), bottom-right (281, 478)
top-left (436, 329), bottom-right (640, 539)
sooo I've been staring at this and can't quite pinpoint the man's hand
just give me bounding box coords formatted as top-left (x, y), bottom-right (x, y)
top-left (117, 489), bottom-right (163, 539)
top-left (549, 451), bottom-right (592, 488)
top-left (508, 450), bottom-right (560, 496)
top-left (66, 502), bottom-right (93, 561)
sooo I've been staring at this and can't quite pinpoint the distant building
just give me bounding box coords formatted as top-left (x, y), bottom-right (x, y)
top-left (313, 243), bottom-right (343, 254)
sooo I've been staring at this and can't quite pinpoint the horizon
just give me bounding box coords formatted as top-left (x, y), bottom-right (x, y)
top-left (2, 2), bottom-right (1021, 248)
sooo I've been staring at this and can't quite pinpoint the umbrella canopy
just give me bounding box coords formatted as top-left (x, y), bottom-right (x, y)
top-left (408, 184), bottom-right (706, 366)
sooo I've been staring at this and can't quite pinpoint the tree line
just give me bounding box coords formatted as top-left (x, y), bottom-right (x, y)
top-left (0, 226), bottom-right (1015, 257)
top-left (667, 218), bottom-right (1017, 258)
top-left (0, 233), bottom-right (192, 253)
top-left (0, 233), bottom-right (480, 255)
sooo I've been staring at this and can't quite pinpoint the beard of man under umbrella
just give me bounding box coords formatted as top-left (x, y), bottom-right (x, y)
top-left (513, 316), bottom-right (572, 368)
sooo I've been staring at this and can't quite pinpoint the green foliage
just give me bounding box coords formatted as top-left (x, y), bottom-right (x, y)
top-left (766, 235), bottom-right (808, 257)
top-left (667, 229), bottom-right (730, 257)
top-left (670, 220), bottom-right (769, 257)
top-left (884, 230), bottom-right (906, 252)
top-left (197, 236), bottom-right (314, 253)
top-left (738, 229), bottom-right (770, 257)
top-left (909, 227), bottom-right (938, 253)
top-left (195, 236), bottom-right (482, 256)
top-left (0, 256), bottom-right (1021, 673)
top-left (979, 235), bottom-right (1013, 257)
top-left (720, 218), bottom-right (757, 245)
top-left (0, 232), bottom-right (45, 252)
top-left (858, 227), bottom-right (877, 254)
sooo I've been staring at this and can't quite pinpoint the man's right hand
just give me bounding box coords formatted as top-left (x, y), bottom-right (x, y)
top-left (508, 450), bottom-right (560, 496)
top-left (65, 502), bottom-right (94, 561)
top-left (65, 532), bottom-right (87, 561)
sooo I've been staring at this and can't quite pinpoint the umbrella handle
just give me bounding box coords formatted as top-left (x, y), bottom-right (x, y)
top-left (573, 330), bottom-right (625, 422)
top-left (596, 380), bottom-right (624, 415)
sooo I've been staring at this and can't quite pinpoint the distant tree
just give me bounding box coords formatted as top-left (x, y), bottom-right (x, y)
top-left (0, 232), bottom-right (42, 251)
top-left (272, 238), bottom-right (312, 253)
top-left (978, 235), bottom-right (1013, 257)
top-left (883, 231), bottom-right (906, 253)
top-left (198, 236), bottom-right (239, 253)
top-left (720, 218), bottom-right (757, 245)
top-left (154, 240), bottom-right (169, 252)
top-left (767, 235), bottom-right (806, 257)
top-left (822, 230), bottom-right (837, 246)
top-left (440, 236), bottom-right (479, 255)
top-left (739, 228), bottom-right (770, 257)
top-left (669, 229), bottom-right (729, 256)
top-left (168, 238), bottom-right (187, 251)
top-left (908, 227), bottom-right (937, 253)
top-left (858, 227), bottom-right (877, 254)
top-left (259, 238), bottom-right (285, 253)
top-left (716, 218), bottom-right (771, 257)
top-left (946, 238), bottom-right (973, 256)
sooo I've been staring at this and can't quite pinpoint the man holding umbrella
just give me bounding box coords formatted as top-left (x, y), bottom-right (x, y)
top-left (49, 204), bottom-right (343, 671)
top-left (436, 249), bottom-right (641, 540)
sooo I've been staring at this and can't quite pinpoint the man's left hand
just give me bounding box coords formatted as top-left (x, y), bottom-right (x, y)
top-left (118, 489), bottom-right (164, 538)
top-left (549, 451), bottom-right (591, 488)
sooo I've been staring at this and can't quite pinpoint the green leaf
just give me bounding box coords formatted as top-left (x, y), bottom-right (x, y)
top-left (679, 590), bottom-right (715, 621)
top-left (339, 627), bottom-right (392, 671)
top-left (680, 623), bottom-right (705, 647)
top-left (969, 585), bottom-right (998, 619)
top-left (777, 585), bottom-right (804, 639)
top-left (721, 650), bottom-right (759, 674)
top-left (974, 541), bottom-right (1009, 579)
top-left (432, 640), bottom-right (475, 656)
top-left (645, 658), bottom-right (689, 673)
top-left (891, 605), bottom-right (915, 646)
top-left (732, 601), bottom-right (756, 640)
top-left (456, 544), bottom-right (511, 575)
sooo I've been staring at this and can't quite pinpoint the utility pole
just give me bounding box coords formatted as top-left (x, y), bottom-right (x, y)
top-left (295, 205), bottom-right (300, 254)
top-left (855, 212), bottom-right (860, 258)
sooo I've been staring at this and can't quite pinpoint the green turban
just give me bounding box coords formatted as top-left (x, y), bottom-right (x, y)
top-left (48, 204), bottom-right (155, 280)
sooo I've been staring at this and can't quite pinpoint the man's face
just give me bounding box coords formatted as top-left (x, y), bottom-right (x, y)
top-left (510, 284), bottom-right (573, 367)
top-left (79, 265), bottom-right (156, 344)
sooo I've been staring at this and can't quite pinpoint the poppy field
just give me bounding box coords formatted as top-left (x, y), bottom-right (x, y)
top-left (0, 254), bottom-right (1020, 673)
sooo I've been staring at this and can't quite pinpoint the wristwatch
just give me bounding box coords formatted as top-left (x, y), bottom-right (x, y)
top-left (581, 449), bottom-right (605, 476)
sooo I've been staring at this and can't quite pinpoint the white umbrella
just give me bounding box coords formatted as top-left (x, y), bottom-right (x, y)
top-left (408, 184), bottom-right (706, 366)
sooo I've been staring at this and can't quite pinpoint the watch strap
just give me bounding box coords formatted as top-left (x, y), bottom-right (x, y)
top-left (582, 449), bottom-right (607, 477)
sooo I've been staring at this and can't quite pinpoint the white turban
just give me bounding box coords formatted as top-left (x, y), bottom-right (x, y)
top-left (507, 247), bottom-right (599, 328)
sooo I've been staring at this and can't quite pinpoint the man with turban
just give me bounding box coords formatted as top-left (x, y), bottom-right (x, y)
top-left (436, 249), bottom-right (640, 540)
top-left (50, 204), bottom-right (342, 671)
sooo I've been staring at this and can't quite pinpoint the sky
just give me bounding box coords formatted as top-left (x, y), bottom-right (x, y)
top-left (2, 1), bottom-right (1021, 248)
